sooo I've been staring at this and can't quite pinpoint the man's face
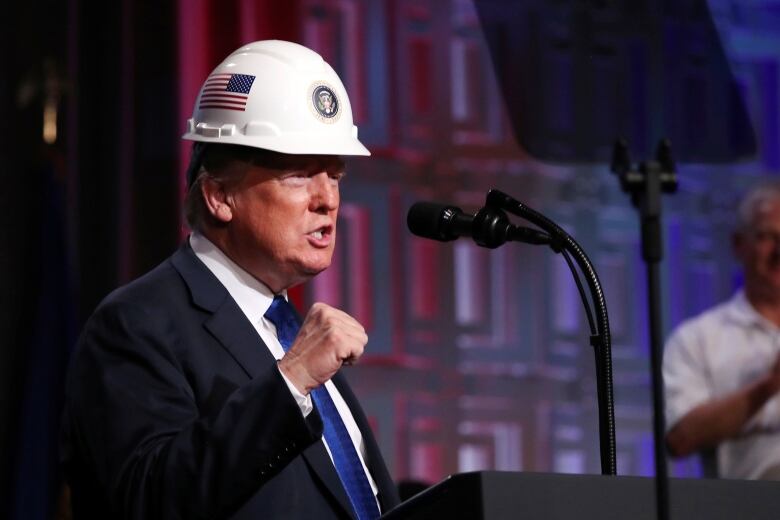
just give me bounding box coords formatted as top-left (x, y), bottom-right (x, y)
top-left (223, 154), bottom-right (345, 292)
top-left (735, 198), bottom-right (780, 296)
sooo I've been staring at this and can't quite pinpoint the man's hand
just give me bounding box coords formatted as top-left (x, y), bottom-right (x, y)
top-left (277, 302), bottom-right (368, 395)
top-left (666, 351), bottom-right (780, 457)
top-left (760, 353), bottom-right (780, 396)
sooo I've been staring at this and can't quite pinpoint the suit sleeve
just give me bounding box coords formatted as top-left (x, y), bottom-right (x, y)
top-left (62, 299), bottom-right (324, 520)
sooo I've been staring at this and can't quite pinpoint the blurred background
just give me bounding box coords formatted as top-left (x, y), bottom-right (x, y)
top-left (2, 0), bottom-right (779, 518)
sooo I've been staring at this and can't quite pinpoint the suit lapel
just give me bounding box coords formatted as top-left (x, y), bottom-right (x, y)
top-left (171, 243), bottom-right (275, 378)
top-left (202, 301), bottom-right (275, 379)
top-left (171, 242), bottom-right (359, 518)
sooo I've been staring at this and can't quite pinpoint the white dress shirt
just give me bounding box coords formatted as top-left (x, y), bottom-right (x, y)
top-left (190, 232), bottom-right (379, 496)
top-left (664, 290), bottom-right (780, 479)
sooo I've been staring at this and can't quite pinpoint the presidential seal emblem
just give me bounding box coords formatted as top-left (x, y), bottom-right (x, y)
top-left (310, 83), bottom-right (341, 123)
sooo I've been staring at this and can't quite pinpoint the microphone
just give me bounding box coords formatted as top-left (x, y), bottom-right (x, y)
top-left (407, 201), bottom-right (551, 248)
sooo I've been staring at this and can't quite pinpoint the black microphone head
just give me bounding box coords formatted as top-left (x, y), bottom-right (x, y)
top-left (407, 202), bottom-right (463, 242)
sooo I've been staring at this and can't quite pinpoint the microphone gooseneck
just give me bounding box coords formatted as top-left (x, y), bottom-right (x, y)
top-left (485, 188), bottom-right (616, 476)
top-left (406, 191), bottom-right (616, 476)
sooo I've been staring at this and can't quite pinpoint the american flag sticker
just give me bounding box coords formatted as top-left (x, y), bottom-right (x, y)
top-left (198, 73), bottom-right (256, 111)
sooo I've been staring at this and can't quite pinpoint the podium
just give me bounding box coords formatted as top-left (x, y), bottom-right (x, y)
top-left (381, 471), bottom-right (780, 519)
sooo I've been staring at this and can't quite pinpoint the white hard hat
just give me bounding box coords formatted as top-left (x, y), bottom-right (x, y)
top-left (182, 40), bottom-right (369, 156)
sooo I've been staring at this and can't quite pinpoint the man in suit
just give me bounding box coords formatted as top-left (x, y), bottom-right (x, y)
top-left (61, 40), bottom-right (399, 519)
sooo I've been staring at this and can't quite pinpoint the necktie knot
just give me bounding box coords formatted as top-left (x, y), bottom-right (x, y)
top-left (264, 295), bottom-right (300, 351)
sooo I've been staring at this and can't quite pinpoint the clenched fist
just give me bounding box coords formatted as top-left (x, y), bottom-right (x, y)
top-left (278, 302), bottom-right (368, 394)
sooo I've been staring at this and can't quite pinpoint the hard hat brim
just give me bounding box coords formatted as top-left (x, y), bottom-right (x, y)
top-left (182, 131), bottom-right (370, 157)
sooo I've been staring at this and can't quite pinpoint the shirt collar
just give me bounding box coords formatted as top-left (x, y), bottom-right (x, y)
top-left (726, 289), bottom-right (780, 332)
top-left (189, 232), bottom-right (286, 324)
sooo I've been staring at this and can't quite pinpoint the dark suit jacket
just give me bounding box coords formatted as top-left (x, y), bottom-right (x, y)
top-left (61, 243), bottom-right (399, 519)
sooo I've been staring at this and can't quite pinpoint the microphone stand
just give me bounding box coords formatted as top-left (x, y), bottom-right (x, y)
top-left (611, 139), bottom-right (677, 520)
top-left (485, 189), bottom-right (617, 476)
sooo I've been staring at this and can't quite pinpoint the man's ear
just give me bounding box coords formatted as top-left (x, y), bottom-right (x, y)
top-left (201, 177), bottom-right (234, 223)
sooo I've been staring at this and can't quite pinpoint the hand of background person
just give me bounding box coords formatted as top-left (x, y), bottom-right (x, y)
top-left (667, 351), bottom-right (780, 457)
top-left (759, 352), bottom-right (780, 396)
top-left (278, 303), bottom-right (368, 395)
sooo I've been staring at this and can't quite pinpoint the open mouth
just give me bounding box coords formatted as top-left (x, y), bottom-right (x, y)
top-left (307, 225), bottom-right (333, 244)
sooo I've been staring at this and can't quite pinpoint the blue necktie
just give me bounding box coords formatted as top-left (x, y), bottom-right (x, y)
top-left (265, 295), bottom-right (381, 520)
